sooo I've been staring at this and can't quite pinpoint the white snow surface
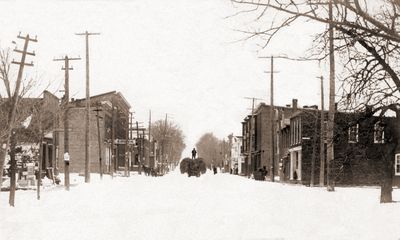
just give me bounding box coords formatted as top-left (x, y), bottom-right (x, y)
top-left (1, 170), bottom-right (400, 240)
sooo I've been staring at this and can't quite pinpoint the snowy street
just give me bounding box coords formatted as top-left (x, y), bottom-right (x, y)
top-left (1, 170), bottom-right (400, 240)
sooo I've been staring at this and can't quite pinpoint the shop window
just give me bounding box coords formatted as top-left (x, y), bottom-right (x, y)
top-left (396, 154), bottom-right (400, 176)
top-left (348, 124), bottom-right (359, 143)
top-left (374, 121), bottom-right (385, 144)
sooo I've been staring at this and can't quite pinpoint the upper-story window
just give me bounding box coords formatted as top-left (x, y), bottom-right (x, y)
top-left (290, 117), bottom-right (301, 145)
top-left (348, 124), bottom-right (359, 143)
top-left (374, 121), bottom-right (385, 144)
top-left (395, 154), bottom-right (400, 176)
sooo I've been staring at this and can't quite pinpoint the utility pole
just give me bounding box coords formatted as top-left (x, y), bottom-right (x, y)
top-left (9, 33), bottom-right (37, 207)
top-left (136, 121), bottom-right (141, 174)
top-left (269, 56), bottom-right (275, 182)
top-left (249, 101), bottom-right (254, 177)
top-left (310, 108), bottom-right (319, 187)
top-left (76, 31), bottom-right (100, 183)
top-left (111, 102), bottom-right (116, 178)
top-left (148, 110), bottom-right (152, 169)
top-left (244, 97), bottom-right (259, 177)
top-left (54, 55), bottom-right (81, 188)
top-left (162, 114), bottom-right (168, 175)
top-left (93, 105), bottom-right (103, 179)
top-left (124, 114), bottom-right (129, 177)
top-left (259, 55), bottom-right (280, 182)
top-left (319, 76), bottom-right (326, 186)
top-left (327, 0), bottom-right (335, 191)
top-left (129, 112), bottom-right (134, 176)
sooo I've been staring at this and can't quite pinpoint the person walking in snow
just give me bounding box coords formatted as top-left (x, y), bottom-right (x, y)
top-left (191, 148), bottom-right (197, 159)
top-left (213, 166), bottom-right (217, 174)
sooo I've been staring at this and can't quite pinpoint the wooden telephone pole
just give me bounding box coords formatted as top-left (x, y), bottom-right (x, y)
top-left (327, 0), bottom-right (336, 191)
top-left (136, 121), bottom-right (141, 174)
top-left (162, 114), bottom-right (168, 175)
top-left (124, 114), bottom-right (129, 177)
top-left (148, 110), bottom-right (152, 169)
top-left (269, 56), bottom-right (276, 182)
top-left (319, 76), bottom-right (326, 186)
top-left (93, 105), bottom-right (103, 179)
top-left (248, 98), bottom-right (255, 177)
top-left (111, 102), bottom-right (116, 178)
top-left (260, 56), bottom-right (280, 182)
top-left (244, 97), bottom-right (263, 177)
top-left (54, 55), bottom-right (81, 189)
top-left (9, 33), bottom-right (37, 206)
top-left (129, 112), bottom-right (134, 176)
top-left (76, 31), bottom-right (100, 183)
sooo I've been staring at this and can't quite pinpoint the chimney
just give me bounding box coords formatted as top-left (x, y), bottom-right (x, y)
top-left (292, 99), bottom-right (298, 111)
top-left (365, 105), bottom-right (373, 116)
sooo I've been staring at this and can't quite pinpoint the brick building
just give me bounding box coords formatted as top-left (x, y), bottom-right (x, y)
top-left (241, 100), bottom-right (296, 177)
top-left (57, 91), bottom-right (132, 174)
top-left (242, 98), bottom-right (400, 186)
top-left (278, 103), bottom-right (400, 186)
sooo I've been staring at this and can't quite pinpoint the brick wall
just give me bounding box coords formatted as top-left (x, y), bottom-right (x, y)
top-left (58, 107), bottom-right (106, 174)
top-left (298, 111), bottom-right (400, 186)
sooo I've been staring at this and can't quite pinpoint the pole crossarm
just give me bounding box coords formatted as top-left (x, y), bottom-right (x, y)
top-left (13, 49), bottom-right (35, 56)
top-left (75, 32), bottom-right (101, 36)
top-left (17, 33), bottom-right (37, 42)
top-left (11, 61), bottom-right (33, 66)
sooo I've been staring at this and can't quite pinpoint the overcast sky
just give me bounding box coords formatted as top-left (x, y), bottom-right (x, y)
top-left (0, 0), bottom-right (328, 157)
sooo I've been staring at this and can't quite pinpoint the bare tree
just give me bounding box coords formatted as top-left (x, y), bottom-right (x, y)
top-left (231, 0), bottom-right (400, 202)
top-left (151, 120), bottom-right (186, 171)
top-left (196, 133), bottom-right (225, 169)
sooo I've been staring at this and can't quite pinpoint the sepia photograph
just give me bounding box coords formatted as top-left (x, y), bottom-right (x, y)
top-left (0, 0), bottom-right (400, 239)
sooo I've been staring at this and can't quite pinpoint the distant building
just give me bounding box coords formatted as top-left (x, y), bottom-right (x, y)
top-left (229, 135), bottom-right (243, 174)
top-left (241, 99), bottom-right (296, 177)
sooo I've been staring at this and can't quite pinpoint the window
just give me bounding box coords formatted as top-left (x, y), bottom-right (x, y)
top-left (374, 121), bottom-right (385, 144)
top-left (395, 154), bottom-right (400, 176)
top-left (348, 124), bottom-right (359, 143)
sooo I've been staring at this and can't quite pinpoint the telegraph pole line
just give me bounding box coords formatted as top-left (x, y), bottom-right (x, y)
top-left (9, 33), bottom-right (37, 207)
top-left (148, 110), bottom-right (152, 169)
top-left (248, 98), bottom-right (255, 177)
top-left (160, 114), bottom-right (168, 175)
top-left (136, 121), bottom-right (141, 175)
top-left (319, 76), bottom-right (326, 186)
top-left (327, 0), bottom-right (336, 192)
top-left (111, 103), bottom-right (116, 179)
top-left (54, 55), bottom-right (81, 189)
top-left (76, 31), bottom-right (100, 183)
top-left (269, 56), bottom-right (276, 182)
top-left (93, 105), bottom-right (103, 179)
top-left (261, 56), bottom-right (280, 182)
top-left (129, 112), bottom-right (134, 176)
top-left (124, 115), bottom-right (129, 177)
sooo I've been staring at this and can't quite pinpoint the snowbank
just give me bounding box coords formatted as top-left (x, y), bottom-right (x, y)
top-left (0, 170), bottom-right (399, 240)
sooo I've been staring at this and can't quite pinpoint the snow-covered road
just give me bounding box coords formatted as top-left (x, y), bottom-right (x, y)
top-left (1, 170), bottom-right (400, 240)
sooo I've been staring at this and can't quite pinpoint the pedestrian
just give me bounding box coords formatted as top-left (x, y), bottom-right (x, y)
top-left (262, 166), bottom-right (268, 178)
top-left (191, 148), bottom-right (197, 159)
top-left (213, 166), bottom-right (217, 174)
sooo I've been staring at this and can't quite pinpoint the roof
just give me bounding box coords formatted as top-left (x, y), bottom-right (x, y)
top-left (73, 91), bottom-right (131, 109)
